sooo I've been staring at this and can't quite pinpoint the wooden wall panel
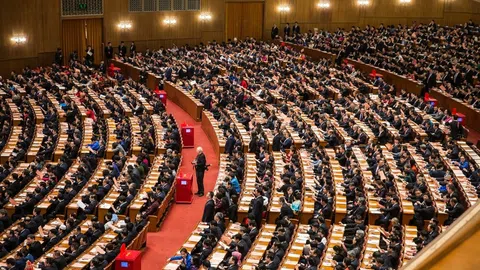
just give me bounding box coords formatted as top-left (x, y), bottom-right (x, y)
top-left (241, 2), bottom-right (264, 39)
top-left (102, 0), bottom-right (226, 56)
top-left (0, 0), bottom-right (60, 77)
top-left (226, 3), bottom-right (243, 40)
top-left (331, 0), bottom-right (359, 23)
top-left (226, 2), bottom-right (264, 40)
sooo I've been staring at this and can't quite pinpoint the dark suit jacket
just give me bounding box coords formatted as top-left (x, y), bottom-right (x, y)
top-left (252, 196), bottom-right (264, 223)
top-left (118, 45), bottom-right (127, 56)
top-left (449, 120), bottom-right (463, 139)
top-left (271, 27), bottom-right (279, 39)
top-left (272, 134), bottom-right (283, 151)
top-left (28, 241), bottom-right (43, 259)
top-left (202, 199), bottom-right (215, 222)
top-left (53, 256), bottom-right (67, 269)
top-left (424, 72), bottom-right (437, 89)
top-left (280, 204), bottom-right (294, 219)
top-left (195, 153), bottom-right (207, 172)
top-left (225, 136), bottom-right (236, 155)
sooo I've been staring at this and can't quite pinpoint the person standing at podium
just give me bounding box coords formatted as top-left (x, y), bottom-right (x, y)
top-left (193, 147), bottom-right (207, 197)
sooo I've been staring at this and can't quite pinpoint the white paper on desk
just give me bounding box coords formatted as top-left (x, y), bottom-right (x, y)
top-left (77, 201), bottom-right (86, 210)
top-left (188, 235), bottom-right (202, 242)
top-left (184, 243), bottom-right (195, 249)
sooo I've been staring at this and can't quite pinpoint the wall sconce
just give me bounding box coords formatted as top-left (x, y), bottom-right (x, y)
top-left (277, 5), bottom-right (291, 13)
top-left (199, 13), bottom-right (212, 21)
top-left (11, 36), bottom-right (27, 44)
top-left (163, 18), bottom-right (177, 25)
top-left (317, 1), bottom-right (331, 9)
top-left (357, 0), bottom-right (370, 6)
top-left (117, 22), bottom-right (132, 30)
top-left (399, 0), bottom-right (411, 3)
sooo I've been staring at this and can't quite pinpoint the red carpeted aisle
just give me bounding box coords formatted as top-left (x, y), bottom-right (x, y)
top-left (141, 100), bottom-right (219, 269)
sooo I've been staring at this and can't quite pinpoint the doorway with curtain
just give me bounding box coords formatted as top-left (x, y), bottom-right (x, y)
top-left (62, 18), bottom-right (103, 66)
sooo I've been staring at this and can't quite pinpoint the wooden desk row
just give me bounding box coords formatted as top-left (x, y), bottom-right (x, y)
top-left (26, 124), bottom-right (46, 163)
top-left (325, 149), bottom-right (347, 223)
top-left (5, 162), bottom-right (55, 217)
top-left (79, 118), bottom-right (95, 157)
top-left (331, 119), bottom-right (353, 144)
top-left (129, 156), bottom-right (163, 221)
top-left (112, 60), bottom-right (141, 82)
top-left (267, 152), bottom-right (286, 223)
top-left (241, 224), bottom-right (277, 270)
top-left (67, 228), bottom-right (119, 269)
top-left (238, 154), bottom-right (258, 222)
top-left (401, 145), bottom-right (448, 224)
top-left (298, 113), bottom-right (327, 147)
top-left (345, 111), bottom-right (377, 144)
top-left (351, 148), bottom-right (383, 223)
top-left (29, 99), bottom-right (45, 124)
top-left (213, 154), bottom-right (231, 192)
top-left (430, 143), bottom-right (478, 207)
top-left (408, 119), bottom-right (428, 141)
top-left (206, 222), bottom-right (243, 268)
top-left (128, 87), bottom-right (154, 115)
top-left (151, 114), bottom-right (167, 155)
top-left (105, 119), bottom-right (118, 159)
top-left (400, 226), bottom-right (419, 267)
top-left (9, 81), bottom-right (27, 97)
top-left (284, 42), bottom-right (480, 133)
top-left (429, 89), bottom-right (480, 133)
top-left (457, 141), bottom-right (480, 169)
top-left (278, 225), bottom-right (310, 270)
top-left (129, 116), bottom-right (143, 156)
top-left (98, 157), bottom-right (137, 222)
top-left (360, 225), bottom-right (382, 269)
top-left (0, 126), bottom-right (23, 164)
top-left (201, 111), bottom-right (226, 158)
top-left (53, 123), bottom-right (69, 162)
top-left (299, 150), bottom-right (316, 224)
top-left (6, 99), bottom-right (22, 126)
top-left (165, 82), bottom-right (203, 121)
top-left (36, 160), bottom-right (80, 216)
top-left (397, 98), bottom-right (449, 134)
top-left (86, 88), bottom-right (111, 118)
top-left (146, 159), bottom-right (178, 232)
top-left (227, 110), bottom-right (250, 153)
top-left (66, 160), bottom-right (109, 217)
top-left (33, 219), bottom-right (90, 266)
top-left (68, 94), bottom-right (87, 121)
top-left (163, 222), bottom-right (210, 269)
top-left (113, 94), bottom-right (133, 117)
top-left (0, 218), bottom-right (64, 266)
top-left (46, 92), bottom-right (66, 122)
top-left (320, 224), bottom-right (346, 270)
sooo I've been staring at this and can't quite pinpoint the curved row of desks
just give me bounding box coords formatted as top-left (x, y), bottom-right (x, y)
top-left (283, 42), bottom-right (480, 133)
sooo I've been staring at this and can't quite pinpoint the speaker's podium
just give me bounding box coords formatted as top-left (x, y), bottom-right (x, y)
top-left (115, 249), bottom-right (142, 270)
top-left (181, 123), bottom-right (194, 148)
top-left (154, 88), bottom-right (167, 106)
top-left (175, 172), bottom-right (193, 204)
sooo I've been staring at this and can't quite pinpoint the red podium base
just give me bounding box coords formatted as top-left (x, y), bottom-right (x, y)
top-left (115, 250), bottom-right (142, 270)
top-left (175, 172), bottom-right (194, 204)
top-left (181, 124), bottom-right (194, 148)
